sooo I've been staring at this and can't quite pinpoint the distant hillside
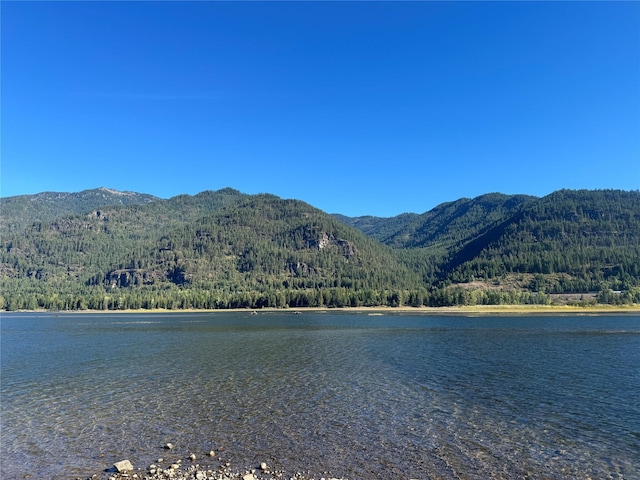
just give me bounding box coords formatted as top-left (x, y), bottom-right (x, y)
top-left (338, 189), bottom-right (640, 302)
top-left (0, 191), bottom-right (420, 310)
top-left (0, 187), bottom-right (249, 284)
top-left (156, 195), bottom-right (420, 290)
top-left (333, 212), bottom-right (419, 243)
top-left (446, 189), bottom-right (640, 293)
top-left (341, 193), bottom-right (537, 249)
top-left (1, 187), bottom-right (638, 310)
top-left (77, 187), bottom-right (248, 237)
top-left (0, 187), bottom-right (159, 233)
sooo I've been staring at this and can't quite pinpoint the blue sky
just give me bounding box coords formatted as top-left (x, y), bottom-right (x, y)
top-left (2, 1), bottom-right (639, 217)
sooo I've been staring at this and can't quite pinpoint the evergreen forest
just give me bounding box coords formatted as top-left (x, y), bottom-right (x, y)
top-left (1, 187), bottom-right (639, 311)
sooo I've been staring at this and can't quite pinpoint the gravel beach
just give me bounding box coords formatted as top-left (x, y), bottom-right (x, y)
top-left (88, 462), bottom-right (345, 480)
top-left (83, 445), bottom-right (348, 480)
top-left (88, 461), bottom-right (347, 480)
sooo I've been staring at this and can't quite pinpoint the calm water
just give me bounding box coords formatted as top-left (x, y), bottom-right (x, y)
top-left (1, 312), bottom-right (639, 480)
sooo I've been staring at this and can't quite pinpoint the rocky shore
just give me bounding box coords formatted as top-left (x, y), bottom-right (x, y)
top-left (84, 444), bottom-right (346, 480)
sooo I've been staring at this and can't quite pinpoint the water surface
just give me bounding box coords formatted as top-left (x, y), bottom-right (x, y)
top-left (1, 312), bottom-right (639, 479)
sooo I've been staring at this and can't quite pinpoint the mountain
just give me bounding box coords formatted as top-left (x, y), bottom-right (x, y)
top-left (0, 187), bottom-right (159, 233)
top-left (338, 193), bottom-right (537, 249)
top-left (1, 187), bottom-right (638, 310)
top-left (0, 190), bottom-right (420, 310)
top-left (333, 212), bottom-right (419, 243)
top-left (446, 189), bottom-right (640, 293)
top-left (339, 190), bottom-right (640, 292)
top-left (0, 187), bottom-right (250, 284)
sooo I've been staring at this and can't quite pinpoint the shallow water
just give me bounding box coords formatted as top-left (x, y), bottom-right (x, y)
top-left (1, 312), bottom-right (639, 479)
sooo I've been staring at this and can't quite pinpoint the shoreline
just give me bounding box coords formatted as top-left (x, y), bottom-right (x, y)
top-left (89, 457), bottom-right (346, 480)
top-left (6, 304), bottom-right (639, 315)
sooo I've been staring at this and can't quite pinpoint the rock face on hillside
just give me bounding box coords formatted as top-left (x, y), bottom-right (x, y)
top-left (106, 269), bottom-right (160, 288)
top-left (316, 232), bottom-right (357, 258)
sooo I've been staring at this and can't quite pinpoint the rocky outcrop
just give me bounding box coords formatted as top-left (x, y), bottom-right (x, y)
top-left (106, 269), bottom-right (159, 287)
top-left (316, 232), bottom-right (357, 258)
top-left (286, 262), bottom-right (320, 276)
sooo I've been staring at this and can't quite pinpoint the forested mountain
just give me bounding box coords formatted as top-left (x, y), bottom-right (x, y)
top-left (1, 187), bottom-right (638, 310)
top-left (333, 212), bottom-right (419, 243)
top-left (0, 187), bottom-right (159, 233)
top-left (446, 189), bottom-right (640, 293)
top-left (384, 193), bottom-right (536, 249)
top-left (338, 190), bottom-right (640, 298)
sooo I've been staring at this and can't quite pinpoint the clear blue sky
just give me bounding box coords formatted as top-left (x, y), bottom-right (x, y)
top-left (2, 1), bottom-right (639, 217)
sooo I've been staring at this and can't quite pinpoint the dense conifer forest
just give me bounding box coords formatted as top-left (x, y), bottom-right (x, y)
top-left (1, 187), bottom-right (638, 310)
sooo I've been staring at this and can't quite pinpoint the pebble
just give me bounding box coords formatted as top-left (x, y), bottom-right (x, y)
top-left (165, 443), bottom-right (174, 450)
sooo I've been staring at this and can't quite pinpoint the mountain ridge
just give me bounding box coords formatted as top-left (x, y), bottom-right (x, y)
top-left (0, 187), bottom-right (159, 233)
top-left (1, 187), bottom-right (638, 310)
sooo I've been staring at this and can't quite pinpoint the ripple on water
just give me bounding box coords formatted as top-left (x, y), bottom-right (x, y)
top-left (1, 312), bottom-right (639, 480)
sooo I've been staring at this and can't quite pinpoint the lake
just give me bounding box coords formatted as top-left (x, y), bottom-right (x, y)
top-left (1, 311), bottom-right (639, 479)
